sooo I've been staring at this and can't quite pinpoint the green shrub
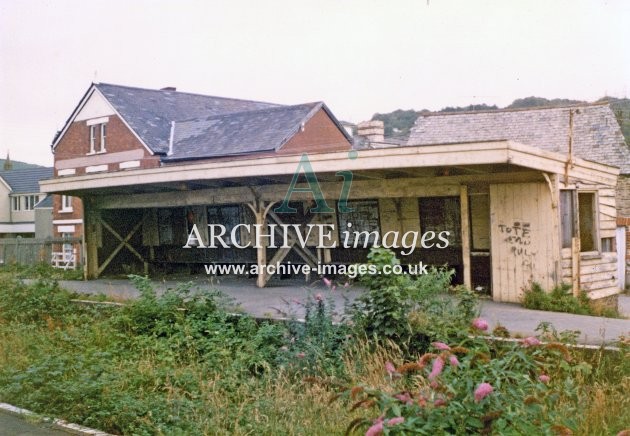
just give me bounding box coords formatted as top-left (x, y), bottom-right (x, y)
top-left (0, 271), bottom-right (627, 434)
top-left (350, 247), bottom-right (478, 345)
top-left (0, 276), bottom-right (75, 323)
top-left (279, 292), bottom-right (351, 376)
top-left (522, 282), bottom-right (620, 317)
top-left (350, 248), bottom-right (413, 340)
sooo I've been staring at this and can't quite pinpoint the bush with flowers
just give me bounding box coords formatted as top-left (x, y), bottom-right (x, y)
top-left (335, 319), bottom-right (584, 434)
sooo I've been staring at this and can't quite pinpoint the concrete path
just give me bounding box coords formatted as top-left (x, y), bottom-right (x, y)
top-left (57, 276), bottom-right (630, 345)
top-left (0, 410), bottom-right (68, 435)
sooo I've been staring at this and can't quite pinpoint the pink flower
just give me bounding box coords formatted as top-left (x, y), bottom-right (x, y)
top-left (394, 392), bottom-right (412, 404)
top-left (314, 293), bottom-right (324, 302)
top-left (386, 417), bottom-right (405, 426)
top-left (365, 419), bottom-right (384, 436)
top-left (449, 355), bottom-right (459, 367)
top-left (385, 361), bottom-right (397, 375)
top-left (428, 357), bottom-right (444, 380)
top-left (474, 383), bottom-right (494, 402)
top-left (434, 398), bottom-right (447, 407)
top-left (538, 374), bottom-right (550, 384)
top-left (472, 318), bottom-right (489, 331)
top-left (322, 277), bottom-right (332, 288)
top-left (522, 336), bottom-right (541, 347)
top-left (344, 282), bottom-right (350, 288)
top-left (430, 380), bottom-right (439, 389)
top-left (432, 341), bottom-right (451, 351)
top-left (296, 352), bottom-right (305, 359)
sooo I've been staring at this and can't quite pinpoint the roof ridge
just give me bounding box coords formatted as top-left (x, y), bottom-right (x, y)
top-left (175, 101), bottom-right (323, 124)
top-left (96, 82), bottom-right (283, 108)
top-left (418, 101), bottom-right (610, 117)
top-left (0, 166), bottom-right (53, 174)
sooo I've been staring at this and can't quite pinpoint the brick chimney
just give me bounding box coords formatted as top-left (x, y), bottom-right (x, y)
top-left (357, 120), bottom-right (384, 143)
top-left (160, 86), bottom-right (177, 91)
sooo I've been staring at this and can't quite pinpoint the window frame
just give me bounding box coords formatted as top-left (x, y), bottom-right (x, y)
top-left (99, 123), bottom-right (107, 153)
top-left (23, 195), bottom-right (39, 211)
top-left (559, 189), bottom-right (600, 254)
top-left (89, 125), bottom-right (96, 154)
top-left (60, 195), bottom-right (73, 213)
top-left (577, 191), bottom-right (599, 253)
top-left (88, 122), bottom-right (107, 155)
top-left (11, 196), bottom-right (21, 211)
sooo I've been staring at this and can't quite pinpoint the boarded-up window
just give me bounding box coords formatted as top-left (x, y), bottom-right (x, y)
top-left (560, 190), bottom-right (598, 252)
top-left (338, 199), bottom-right (380, 247)
top-left (469, 194), bottom-right (490, 251)
top-left (207, 205), bottom-right (241, 245)
top-left (419, 197), bottom-right (461, 247)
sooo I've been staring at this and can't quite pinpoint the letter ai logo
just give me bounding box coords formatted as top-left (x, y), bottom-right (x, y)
top-left (274, 151), bottom-right (357, 214)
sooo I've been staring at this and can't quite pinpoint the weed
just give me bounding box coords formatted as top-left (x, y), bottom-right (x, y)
top-left (523, 282), bottom-right (621, 318)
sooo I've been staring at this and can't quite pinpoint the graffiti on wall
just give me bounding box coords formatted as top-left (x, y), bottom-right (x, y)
top-left (498, 221), bottom-right (535, 270)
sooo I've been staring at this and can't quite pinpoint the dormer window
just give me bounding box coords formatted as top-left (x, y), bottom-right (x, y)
top-left (87, 117), bottom-right (108, 154)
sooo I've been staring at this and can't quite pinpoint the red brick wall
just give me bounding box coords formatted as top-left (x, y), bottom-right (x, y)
top-left (52, 194), bottom-right (83, 238)
top-left (53, 115), bottom-right (160, 176)
top-left (617, 176), bottom-right (630, 217)
top-left (279, 109), bottom-right (351, 154)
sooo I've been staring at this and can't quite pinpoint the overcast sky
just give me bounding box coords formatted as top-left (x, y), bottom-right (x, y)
top-left (1, 0), bottom-right (629, 167)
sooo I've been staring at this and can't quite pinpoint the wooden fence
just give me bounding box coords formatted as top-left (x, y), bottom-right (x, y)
top-left (0, 237), bottom-right (83, 269)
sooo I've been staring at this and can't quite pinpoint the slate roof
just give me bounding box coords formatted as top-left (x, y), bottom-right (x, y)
top-left (34, 195), bottom-right (53, 208)
top-left (165, 102), bottom-right (323, 161)
top-left (407, 104), bottom-right (630, 173)
top-left (95, 83), bottom-right (281, 155)
top-left (0, 167), bottom-right (53, 193)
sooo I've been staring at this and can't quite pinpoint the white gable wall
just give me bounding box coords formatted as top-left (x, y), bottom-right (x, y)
top-left (74, 89), bottom-right (115, 122)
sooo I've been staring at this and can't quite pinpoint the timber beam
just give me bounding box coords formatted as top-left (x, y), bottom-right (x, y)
top-left (97, 172), bottom-right (546, 210)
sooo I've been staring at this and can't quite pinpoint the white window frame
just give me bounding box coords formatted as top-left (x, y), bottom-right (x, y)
top-left (11, 196), bottom-right (21, 211)
top-left (60, 195), bottom-right (73, 213)
top-left (89, 125), bottom-right (96, 154)
top-left (99, 123), bottom-right (107, 153)
top-left (88, 122), bottom-right (107, 155)
top-left (23, 195), bottom-right (39, 211)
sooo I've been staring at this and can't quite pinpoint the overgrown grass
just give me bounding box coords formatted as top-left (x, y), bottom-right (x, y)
top-left (0, 262), bottom-right (83, 280)
top-left (0, 257), bottom-right (628, 434)
top-left (522, 282), bottom-right (621, 318)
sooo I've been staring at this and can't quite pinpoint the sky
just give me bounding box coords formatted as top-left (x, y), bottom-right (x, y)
top-left (1, 0), bottom-right (629, 167)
